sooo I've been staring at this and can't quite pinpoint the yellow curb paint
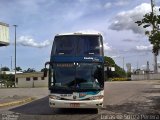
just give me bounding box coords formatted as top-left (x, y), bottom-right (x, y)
top-left (0, 97), bottom-right (36, 108)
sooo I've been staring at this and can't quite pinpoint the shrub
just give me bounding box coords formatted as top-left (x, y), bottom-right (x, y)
top-left (111, 78), bottom-right (128, 81)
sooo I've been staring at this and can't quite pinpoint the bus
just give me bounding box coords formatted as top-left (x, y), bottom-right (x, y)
top-left (43, 32), bottom-right (105, 109)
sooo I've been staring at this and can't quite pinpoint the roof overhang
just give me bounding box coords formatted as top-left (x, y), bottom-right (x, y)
top-left (0, 22), bottom-right (9, 47)
top-left (0, 41), bottom-right (9, 46)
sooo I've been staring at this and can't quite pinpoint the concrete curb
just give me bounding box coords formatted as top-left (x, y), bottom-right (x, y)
top-left (0, 97), bottom-right (36, 108)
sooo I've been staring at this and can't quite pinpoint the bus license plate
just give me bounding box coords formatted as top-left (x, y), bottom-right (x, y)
top-left (70, 103), bottom-right (80, 107)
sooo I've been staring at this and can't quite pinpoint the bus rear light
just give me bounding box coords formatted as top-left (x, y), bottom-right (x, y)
top-left (89, 95), bottom-right (103, 100)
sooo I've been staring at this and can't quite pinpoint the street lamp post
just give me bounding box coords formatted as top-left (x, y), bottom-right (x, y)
top-left (13, 25), bottom-right (17, 87)
top-left (11, 56), bottom-right (12, 71)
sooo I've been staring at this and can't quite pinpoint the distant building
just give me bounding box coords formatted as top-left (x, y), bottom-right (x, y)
top-left (0, 71), bottom-right (23, 74)
top-left (105, 66), bottom-right (115, 71)
top-left (126, 63), bottom-right (131, 73)
top-left (134, 69), bottom-right (145, 74)
top-left (15, 72), bottom-right (48, 88)
top-left (0, 22), bottom-right (9, 46)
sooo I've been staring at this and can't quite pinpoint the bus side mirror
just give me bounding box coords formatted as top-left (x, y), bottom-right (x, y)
top-left (43, 61), bottom-right (50, 77)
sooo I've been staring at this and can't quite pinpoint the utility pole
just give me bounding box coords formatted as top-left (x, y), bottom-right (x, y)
top-left (13, 25), bottom-right (17, 87)
top-left (147, 61), bottom-right (150, 79)
top-left (11, 56), bottom-right (12, 71)
top-left (147, 61), bottom-right (150, 72)
top-left (137, 61), bottom-right (139, 70)
top-left (0, 64), bottom-right (2, 71)
top-left (150, 0), bottom-right (158, 73)
top-left (123, 57), bottom-right (124, 70)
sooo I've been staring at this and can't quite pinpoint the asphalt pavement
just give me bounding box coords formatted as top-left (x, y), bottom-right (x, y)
top-left (0, 80), bottom-right (160, 120)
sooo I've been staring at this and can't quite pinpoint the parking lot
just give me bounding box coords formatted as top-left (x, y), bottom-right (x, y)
top-left (0, 80), bottom-right (160, 120)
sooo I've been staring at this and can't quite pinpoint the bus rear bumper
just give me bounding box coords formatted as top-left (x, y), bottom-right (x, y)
top-left (49, 98), bottom-right (103, 108)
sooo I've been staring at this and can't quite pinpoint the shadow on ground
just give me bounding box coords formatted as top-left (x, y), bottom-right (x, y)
top-left (102, 88), bottom-right (160, 115)
top-left (143, 88), bottom-right (160, 93)
top-left (103, 102), bottom-right (159, 114)
top-left (10, 96), bottom-right (97, 115)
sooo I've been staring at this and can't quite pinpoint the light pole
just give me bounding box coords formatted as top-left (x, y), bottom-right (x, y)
top-left (123, 57), bottom-right (124, 70)
top-left (11, 56), bottom-right (12, 71)
top-left (13, 25), bottom-right (17, 87)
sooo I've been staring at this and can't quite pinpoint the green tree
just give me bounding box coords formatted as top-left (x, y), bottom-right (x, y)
top-left (41, 68), bottom-right (48, 72)
top-left (104, 56), bottom-right (115, 66)
top-left (135, 1), bottom-right (160, 72)
top-left (14, 67), bottom-right (22, 71)
top-left (1, 66), bottom-right (10, 71)
top-left (24, 68), bottom-right (36, 73)
top-left (0, 74), bottom-right (14, 87)
top-left (104, 56), bottom-right (126, 78)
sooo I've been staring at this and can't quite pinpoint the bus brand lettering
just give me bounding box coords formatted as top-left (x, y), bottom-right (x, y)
top-left (84, 57), bottom-right (93, 60)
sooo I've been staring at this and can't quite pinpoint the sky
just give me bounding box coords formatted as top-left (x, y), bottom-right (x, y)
top-left (0, 0), bottom-right (160, 71)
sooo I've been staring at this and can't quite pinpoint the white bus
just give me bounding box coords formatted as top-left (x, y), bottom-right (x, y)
top-left (44, 32), bottom-right (105, 109)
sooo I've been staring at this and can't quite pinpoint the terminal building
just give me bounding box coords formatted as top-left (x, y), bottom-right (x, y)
top-left (16, 72), bottom-right (48, 88)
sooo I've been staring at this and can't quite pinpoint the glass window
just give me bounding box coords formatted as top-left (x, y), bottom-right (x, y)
top-left (51, 63), bottom-right (103, 90)
top-left (77, 36), bottom-right (103, 56)
top-left (53, 36), bottom-right (76, 56)
top-left (26, 77), bottom-right (30, 81)
top-left (33, 77), bottom-right (38, 81)
top-left (52, 35), bottom-right (103, 56)
top-left (76, 63), bottom-right (103, 89)
top-left (54, 63), bottom-right (75, 87)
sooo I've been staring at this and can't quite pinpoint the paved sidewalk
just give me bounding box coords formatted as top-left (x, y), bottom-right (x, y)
top-left (0, 95), bottom-right (35, 108)
top-left (0, 88), bottom-right (48, 108)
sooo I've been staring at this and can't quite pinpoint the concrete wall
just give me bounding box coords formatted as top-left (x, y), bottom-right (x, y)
top-left (131, 73), bottom-right (160, 80)
top-left (17, 77), bottom-right (48, 88)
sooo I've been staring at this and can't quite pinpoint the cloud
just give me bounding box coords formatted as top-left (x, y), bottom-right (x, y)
top-left (114, 0), bottom-right (129, 6)
top-left (104, 2), bottom-right (112, 9)
top-left (17, 36), bottom-right (51, 48)
top-left (108, 3), bottom-right (151, 34)
top-left (141, 64), bottom-right (146, 69)
top-left (136, 45), bottom-right (152, 51)
top-left (104, 0), bottom-right (129, 9)
top-left (76, 29), bottom-right (102, 34)
top-left (122, 38), bottom-right (139, 42)
top-left (111, 55), bottom-right (121, 58)
top-left (103, 42), bottom-right (112, 51)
